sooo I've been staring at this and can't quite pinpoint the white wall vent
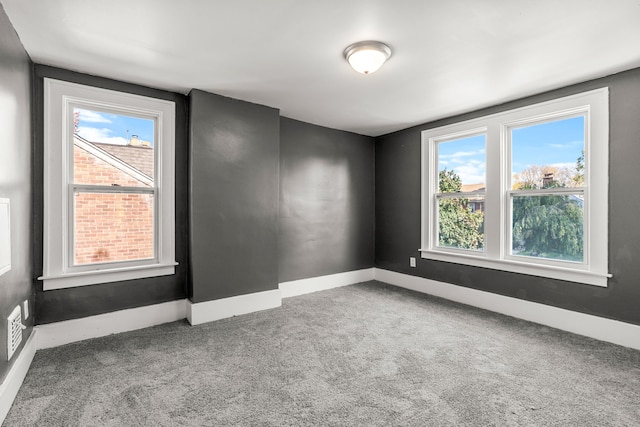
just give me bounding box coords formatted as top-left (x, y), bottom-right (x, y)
top-left (7, 305), bottom-right (23, 360)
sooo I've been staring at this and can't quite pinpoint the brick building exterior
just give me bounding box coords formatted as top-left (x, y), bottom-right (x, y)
top-left (73, 135), bottom-right (154, 265)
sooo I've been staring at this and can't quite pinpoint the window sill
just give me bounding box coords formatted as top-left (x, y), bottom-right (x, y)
top-left (419, 250), bottom-right (610, 287)
top-left (39, 262), bottom-right (178, 291)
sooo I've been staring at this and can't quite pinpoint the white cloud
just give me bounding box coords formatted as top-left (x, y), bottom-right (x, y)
top-left (439, 149), bottom-right (486, 184)
top-left (456, 163), bottom-right (486, 185)
top-left (77, 126), bottom-right (128, 145)
top-left (76, 109), bottom-right (112, 123)
top-left (443, 162), bottom-right (485, 186)
top-left (439, 148), bottom-right (485, 160)
top-left (546, 140), bottom-right (583, 149)
top-left (550, 162), bottom-right (577, 170)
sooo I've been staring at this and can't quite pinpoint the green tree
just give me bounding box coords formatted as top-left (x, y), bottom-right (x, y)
top-left (439, 168), bottom-right (462, 193)
top-left (511, 156), bottom-right (585, 260)
top-left (573, 150), bottom-right (585, 186)
top-left (512, 194), bottom-right (583, 259)
top-left (438, 169), bottom-right (484, 250)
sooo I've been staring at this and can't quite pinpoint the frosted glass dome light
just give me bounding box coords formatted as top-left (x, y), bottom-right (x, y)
top-left (344, 41), bottom-right (392, 75)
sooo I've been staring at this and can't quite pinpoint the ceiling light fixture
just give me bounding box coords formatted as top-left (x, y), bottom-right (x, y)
top-left (344, 40), bottom-right (392, 75)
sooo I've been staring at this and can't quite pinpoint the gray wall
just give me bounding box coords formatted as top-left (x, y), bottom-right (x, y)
top-left (189, 90), bottom-right (280, 302)
top-left (33, 66), bottom-right (189, 324)
top-left (0, 5), bottom-right (33, 381)
top-left (375, 67), bottom-right (640, 326)
top-left (279, 118), bottom-right (374, 282)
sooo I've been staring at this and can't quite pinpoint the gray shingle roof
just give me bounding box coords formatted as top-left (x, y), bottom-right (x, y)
top-left (92, 142), bottom-right (154, 179)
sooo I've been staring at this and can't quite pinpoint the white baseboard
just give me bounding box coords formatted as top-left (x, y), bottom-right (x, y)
top-left (36, 299), bottom-right (188, 350)
top-left (374, 268), bottom-right (640, 351)
top-left (0, 330), bottom-right (37, 426)
top-left (279, 268), bottom-right (375, 298)
top-left (187, 289), bottom-right (281, 326)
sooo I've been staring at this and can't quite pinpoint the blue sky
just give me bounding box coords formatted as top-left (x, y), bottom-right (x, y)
top-left (74, 108), bottom-right (154, 146)
top-left (438, 116), bottom-right (584, 186)
top-left (438, 134), bottom-right (486, 185)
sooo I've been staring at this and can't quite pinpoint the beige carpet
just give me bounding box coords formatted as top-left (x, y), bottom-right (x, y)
top-left (4, 281), bottom-right (640, 426)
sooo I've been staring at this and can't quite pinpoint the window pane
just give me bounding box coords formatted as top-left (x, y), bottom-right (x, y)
top-left (73, 107), bottom-right (154, 188)
top-left (438, 197), bottom-right (485, 251)
top-left (511, 194), bottom-right (583, 262)
top-left (511, 116), bottom-right (584, 190)
top-left (437, 134), bottom-right (486, 193)
top-left (74, 192), bottom-right (154, 265)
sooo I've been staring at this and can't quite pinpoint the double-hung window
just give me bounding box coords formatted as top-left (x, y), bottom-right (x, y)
top-left (40, 79), bottom-right (176, 290)
top-left (421, 89), bottom-right (609, 286)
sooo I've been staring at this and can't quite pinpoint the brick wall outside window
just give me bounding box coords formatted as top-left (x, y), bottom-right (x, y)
top-left (73, 144), bottom-right (154, 265)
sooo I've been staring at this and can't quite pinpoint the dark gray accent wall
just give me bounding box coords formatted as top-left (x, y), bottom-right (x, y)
top-left (375, 67), bottom-right (640, 326)
top-left (279, 117), bottom-right (375, 282)
top-left (189, 90), bottom-right (279, 302)
top-left (33, 65), bottom-right (189, 324)
top-left (0, 5), bottom-right (33, 381)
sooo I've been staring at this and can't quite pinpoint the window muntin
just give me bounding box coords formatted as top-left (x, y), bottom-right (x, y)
top-left (421, 89), bottom-right (609, 287)
top-left (41, 79), bottom-right (176, 290)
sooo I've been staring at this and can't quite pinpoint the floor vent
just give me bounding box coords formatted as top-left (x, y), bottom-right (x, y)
top-left (7, 305), bottom-right (23, 360)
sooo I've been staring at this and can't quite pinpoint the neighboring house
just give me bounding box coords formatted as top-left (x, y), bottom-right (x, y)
top-left (73, 134), bottom-right (155, 265)
top-left (460, 183), bottom-right (485, 212)
top-left (459, 181), bottom-right (583, 214)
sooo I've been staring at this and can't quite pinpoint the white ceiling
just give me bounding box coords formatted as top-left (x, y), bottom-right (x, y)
top-left (3, 0), bottom-right (640, 136)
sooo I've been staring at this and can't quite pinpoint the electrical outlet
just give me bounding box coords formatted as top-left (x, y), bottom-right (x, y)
top-left (410, 257), bottom-right (416, 267)
top-left (23, 299), bottom-right (29, 320)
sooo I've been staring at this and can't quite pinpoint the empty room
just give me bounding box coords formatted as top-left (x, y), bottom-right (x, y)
top-left (1, 1), bottom-right (639, 425)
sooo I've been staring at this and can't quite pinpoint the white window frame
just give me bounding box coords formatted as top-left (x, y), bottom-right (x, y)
top-left (431, 128), bottom-right (487, 253)
top-left (420, 88), bottom-right (610, 287)
top-left (40, 78), bottom-right (176, 290)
